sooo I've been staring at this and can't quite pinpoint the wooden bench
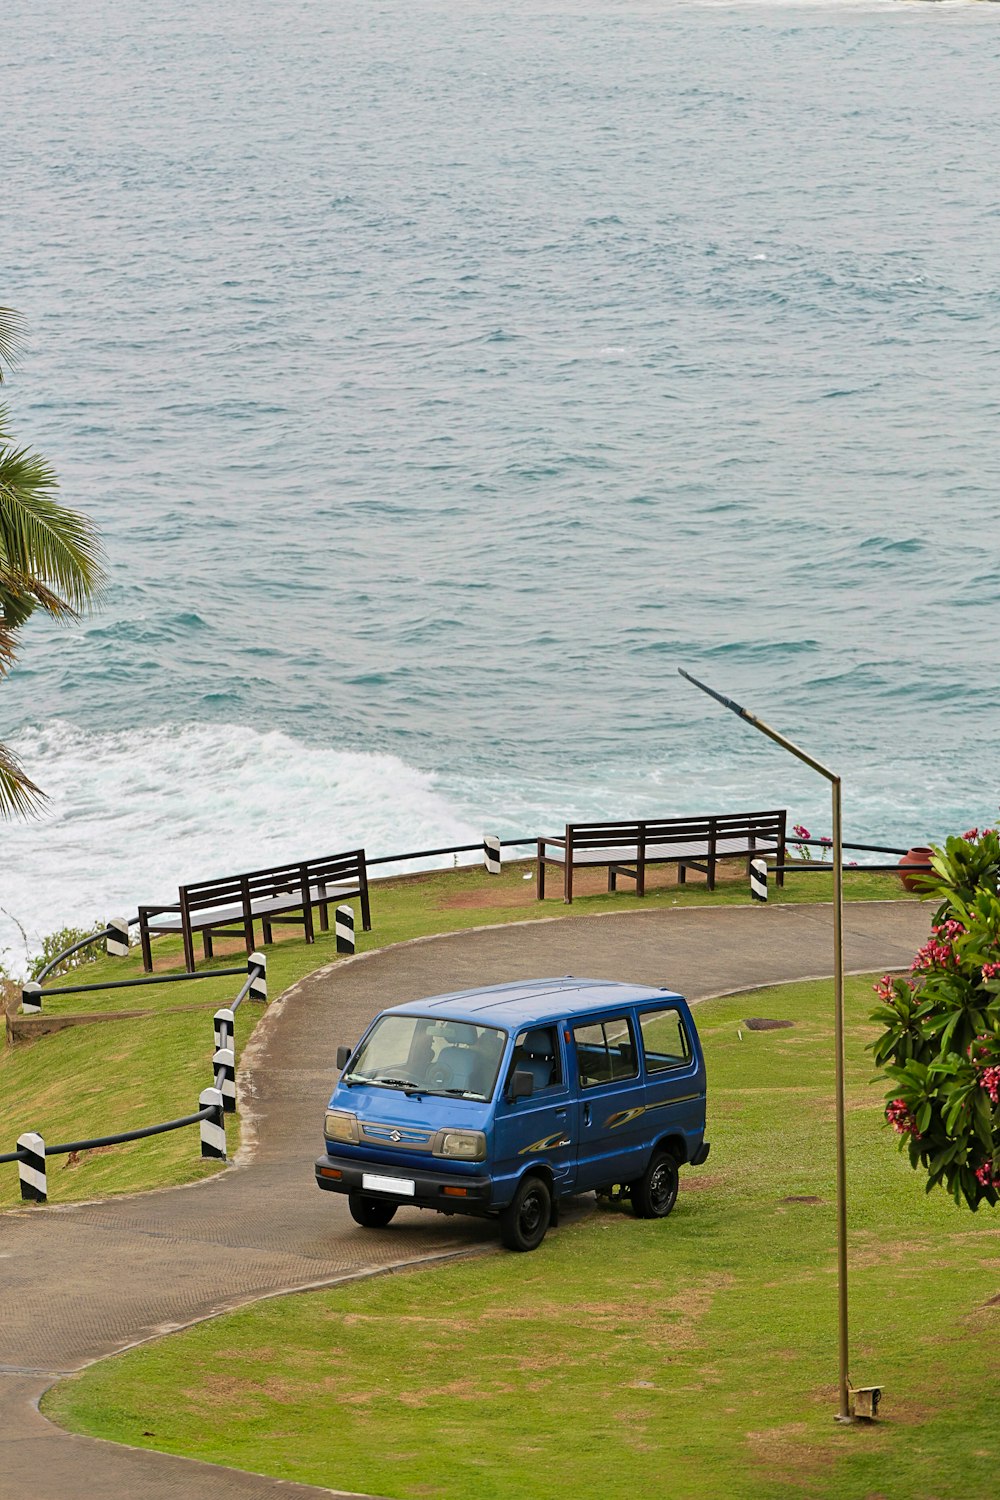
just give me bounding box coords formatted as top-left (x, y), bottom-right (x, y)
top-left (138, 849), bottom-right (371, 972)
top-left (535, 812), bottom-right (787, 903)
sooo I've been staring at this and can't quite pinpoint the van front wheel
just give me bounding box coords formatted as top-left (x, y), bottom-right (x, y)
top-left (500, 1175), bottom-right (551, 1251)
top-left (348, 1193), bottom-right (398, 1229)
top-left (631, 1152), bottom-right (679, 1219)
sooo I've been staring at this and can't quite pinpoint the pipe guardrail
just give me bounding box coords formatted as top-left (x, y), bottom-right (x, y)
top-left (4, 954), bottom-right (267, 1202)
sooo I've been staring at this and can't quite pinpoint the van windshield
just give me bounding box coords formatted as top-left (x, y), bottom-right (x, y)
top-left (343, 1015), bottom-right (507, 1100)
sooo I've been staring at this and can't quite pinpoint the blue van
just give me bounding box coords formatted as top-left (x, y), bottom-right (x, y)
top-left (315, 977), bottom-right (709, 1251)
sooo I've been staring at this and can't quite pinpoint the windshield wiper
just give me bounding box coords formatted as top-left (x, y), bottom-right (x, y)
top-left (372, 1076), bottom-right (422, 1092)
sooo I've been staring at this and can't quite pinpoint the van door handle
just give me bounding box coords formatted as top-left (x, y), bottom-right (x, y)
top-left (583, 1103), bottom-right (591, 1126)
top-left (554, 1109), bottom-right (567, 1119)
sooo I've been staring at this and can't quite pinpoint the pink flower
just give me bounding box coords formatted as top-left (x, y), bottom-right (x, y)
top-left (980, 1066), bottom-right (1000, 1105)
top-left (792, 824), bottom-right (810, 840)
top-left (983, 961), bottom-right (1000, 981)
top-left (963, 828), bottom-right (980, 842)
top-left (886, 1098), bottom-right (923, 1138)
top-left (975, 1162), bottom-right (1000, 1191)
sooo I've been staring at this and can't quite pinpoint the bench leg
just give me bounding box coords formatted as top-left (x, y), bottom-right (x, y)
top-left (203, 931), bottom-right (214, 961)
top-left (563, 861), bottom-right (573, 904)
top-left (707, 858), bottom-right (716, 892)
top-left (318, 902), bottom-right (330, 933)
top-left (636, 859), bottom-right (645, 899)
top-left (608, 867), bottom-right (616, 892)
top-left (678, 864), bottom-right (687, 886)
top-left (262, 918), bottom-right (273, 944)
top-left (244, 920), bottom-right (255, 956)
top-left (140, 925), bottom-right (153, 973)
top-left (182, 923), bottom-right (196, 975)
top-left (536, 857), bottom-right (546, 901)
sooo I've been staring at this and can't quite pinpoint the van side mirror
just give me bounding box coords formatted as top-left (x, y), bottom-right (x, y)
top-left (336, 1045), bottom-right (353, 1070)
top-left (509, 1070), bottom-right (534, 1101)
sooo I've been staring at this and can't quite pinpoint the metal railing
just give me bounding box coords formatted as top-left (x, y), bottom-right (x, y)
top-left (3, 953), bottom-right (267, 1203)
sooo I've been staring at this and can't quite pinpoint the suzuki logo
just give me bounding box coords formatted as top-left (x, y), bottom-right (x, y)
top-left (389, 1129), bottom-right (402, 1143)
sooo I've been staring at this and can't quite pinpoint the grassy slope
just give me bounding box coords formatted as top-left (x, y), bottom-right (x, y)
top-left (45, 975), bottom-right (1000, 1500)
top-left (1, 863), bottom-right (915, 1209)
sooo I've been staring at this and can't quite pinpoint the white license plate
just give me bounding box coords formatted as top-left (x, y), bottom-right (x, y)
top-left (362, 1172), bottom-right (415, 1197)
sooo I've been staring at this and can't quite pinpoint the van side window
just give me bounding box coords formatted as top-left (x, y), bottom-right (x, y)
top-left (573, 1017), bottom-right (638, 1088)
top-left (508, 1027), bottom-right (562, 1092)
top-left (638, 1008), bottom-right (691, 1073)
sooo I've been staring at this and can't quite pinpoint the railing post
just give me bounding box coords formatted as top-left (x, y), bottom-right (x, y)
top-left (21, 982), bottom-right (42, 1015)
top-left (213, 1047), bottom-right (236, 1113)
top-left (17, 1132), bottom-right (47, 1203)
top-left (483, 834), bottom-right (501, 875)
top-left (199, 1087), bottom-right (226, 1159)
top-left (106, 916), bottom-right (130, 957)
top-left (248, 952), bottom-right (267, 1003)
top-left (335, 904), bottom-right (356, 955)
top-left (750, 859), bottom-right (769, 903)
top-left (214, 1007), bottom-right (235, 1052)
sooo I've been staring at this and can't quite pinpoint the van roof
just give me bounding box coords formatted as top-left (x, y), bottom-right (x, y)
top-left (383, 977), bottom-right (685, 1030)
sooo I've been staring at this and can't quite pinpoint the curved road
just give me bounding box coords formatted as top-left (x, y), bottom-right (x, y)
top-left (0, 901), bottom-right (930, 1499)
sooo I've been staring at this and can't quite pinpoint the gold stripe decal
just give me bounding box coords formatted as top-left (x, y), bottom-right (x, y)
top-left (518, 1133), bottom-right (571, 1156)
top-left (604, 1094), bottom-right (705, 1129)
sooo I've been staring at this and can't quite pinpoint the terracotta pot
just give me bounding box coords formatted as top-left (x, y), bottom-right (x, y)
top-left (898, 846), bottom-right (934, 893)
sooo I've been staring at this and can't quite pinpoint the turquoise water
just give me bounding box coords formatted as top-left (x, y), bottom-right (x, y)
top-left (3, 0), bottom-right (999, 957)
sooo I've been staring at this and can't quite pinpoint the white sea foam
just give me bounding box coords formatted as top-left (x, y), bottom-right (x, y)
top-left (0, 721), bottom-right (481, 977)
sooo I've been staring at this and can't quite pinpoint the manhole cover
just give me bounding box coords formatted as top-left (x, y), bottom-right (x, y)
top-left (744, 1017), bottom-right (795, 1031)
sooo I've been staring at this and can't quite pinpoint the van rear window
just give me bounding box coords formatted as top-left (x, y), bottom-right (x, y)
top-left (573, 1017), bottom-right (638, 1088)
top-left (638, 1008), bottom-right (691, 1072)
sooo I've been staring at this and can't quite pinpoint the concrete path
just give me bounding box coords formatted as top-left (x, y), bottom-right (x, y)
top-left (0, 900), bottom-right (930, 1499)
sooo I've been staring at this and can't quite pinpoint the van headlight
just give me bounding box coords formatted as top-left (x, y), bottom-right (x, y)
top-left (432, 1129), bottom-right (486, 1161)
top-left (324, 1110), bottom-right (359, 1144)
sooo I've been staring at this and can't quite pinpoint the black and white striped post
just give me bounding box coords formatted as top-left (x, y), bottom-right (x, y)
top-left (17, 1131), bottom-right (46, 1203)
top-left (335, 904), bottom-right (356, 955)
top-left (483, 834), bottom-right (502, 876)
top-left (248, 952), bottom-right (267, 1003)
top-left (106, 916), bottom-right (130, 957)
top-left (214, 1007), bottom-right (236, 1052)
top-left (21, 982), bottom-right (42, 1015)
top-left (750, 859), bottom-right (768, 903)
top-left (199, 1087), bottom-right (226, 1159)
top-left (213, 1047), bottom-right (236, 1113)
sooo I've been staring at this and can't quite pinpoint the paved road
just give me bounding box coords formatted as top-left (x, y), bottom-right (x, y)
top-left (0, 901), bottom-right (930, 1500)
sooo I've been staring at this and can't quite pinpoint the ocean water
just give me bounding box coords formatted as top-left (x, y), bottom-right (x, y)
top-left (3, 0), bottom-right (999, 966)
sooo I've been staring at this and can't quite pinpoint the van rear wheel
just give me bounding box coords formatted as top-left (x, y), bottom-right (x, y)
top-left (348, 1193), bottom-right (398, 1229)
top-left (631, 1152), bottom-right (679, 1219)
top-left (499, 1175), bottom-right (551, 1251)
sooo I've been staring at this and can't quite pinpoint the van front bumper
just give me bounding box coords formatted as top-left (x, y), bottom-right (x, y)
top-left (315, 1153), bottom-right (493, 1213)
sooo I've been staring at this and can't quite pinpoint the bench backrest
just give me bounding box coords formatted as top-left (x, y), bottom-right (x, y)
top-left (179, 849), bottom-right (367, 913)
top-left (563, 811), bottom-right (786, 852)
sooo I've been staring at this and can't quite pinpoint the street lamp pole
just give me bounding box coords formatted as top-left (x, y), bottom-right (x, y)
top-left (678, 668), bottom-right (851, 1423)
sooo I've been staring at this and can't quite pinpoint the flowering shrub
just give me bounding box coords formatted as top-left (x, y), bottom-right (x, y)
top-left (791, 823), bottom-right (832, 862)
top-left (871, 828), bottom-right (1000, 1210)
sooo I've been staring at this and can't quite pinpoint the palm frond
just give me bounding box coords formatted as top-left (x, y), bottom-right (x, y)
top-left (0, 740), bottom-right (46, 818)
top-left (0, 622), bottom-right (16, 675)
top-left (0, 307), bottom-right (25, 383)
top-left (0, 431), bottom-right (106, 611)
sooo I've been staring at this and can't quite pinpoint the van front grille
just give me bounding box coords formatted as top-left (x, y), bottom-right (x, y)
top-left (361, 1123), bottom-right (433, 1151)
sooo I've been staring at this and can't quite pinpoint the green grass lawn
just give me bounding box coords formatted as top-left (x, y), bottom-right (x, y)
top-left (1, 861), bottom-right (919, 1210)
top-left (44, 974), bottom-right (1000, 1500)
